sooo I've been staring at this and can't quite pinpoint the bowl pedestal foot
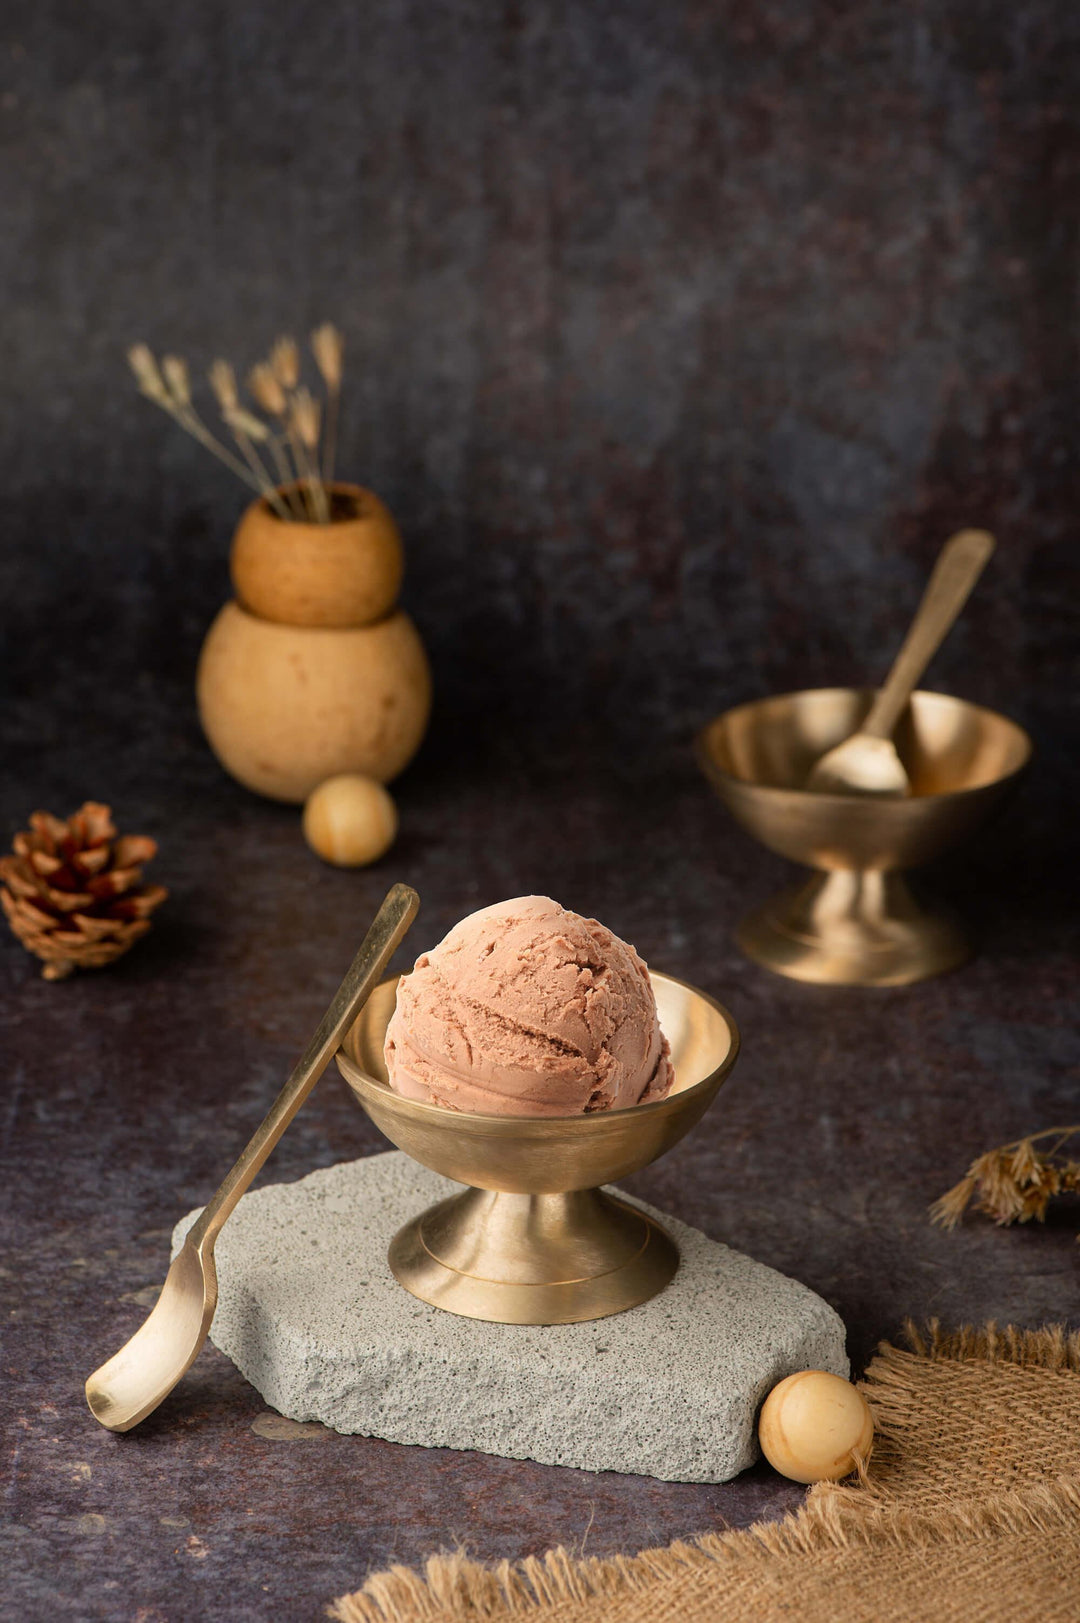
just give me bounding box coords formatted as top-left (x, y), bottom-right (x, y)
top-left (388, 1185), bottom-right (680, 1324)
top-left (737, 868), bottom-right (970, 987)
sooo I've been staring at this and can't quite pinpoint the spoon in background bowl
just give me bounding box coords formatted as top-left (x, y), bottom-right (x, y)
top-left (85, 881), bottom-right (419, 1432)
top-left (806, 528), bottom-right (996, 797)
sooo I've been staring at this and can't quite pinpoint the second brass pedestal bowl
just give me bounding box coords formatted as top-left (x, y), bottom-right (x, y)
top-left (336, 972), bottom-right (739, 1325)
top-left (698, 688), bottom-right (1031, 987)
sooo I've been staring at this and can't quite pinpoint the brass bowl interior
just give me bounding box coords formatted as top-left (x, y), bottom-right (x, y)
top-left (701, 688), bottom-right (1030, 799)
top-left (336, 971), bottom-right (739, 1195)
top-left (696, 687), bottom-right (1032, 985)
top-left (698, 688), bottom-right (1031, 875)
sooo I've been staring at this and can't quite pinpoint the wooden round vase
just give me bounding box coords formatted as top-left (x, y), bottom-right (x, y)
top-left (196, 483), bottom-right (431, 804)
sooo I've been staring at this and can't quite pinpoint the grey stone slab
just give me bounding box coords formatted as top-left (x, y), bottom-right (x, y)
top-left (174, 1152), bottom-right (847, 1482)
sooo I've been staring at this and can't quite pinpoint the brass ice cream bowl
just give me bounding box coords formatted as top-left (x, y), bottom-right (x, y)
top-left (698, 688), bottom-right (1032, 987)
top-left (336, 971), bottom-right (739, 1325)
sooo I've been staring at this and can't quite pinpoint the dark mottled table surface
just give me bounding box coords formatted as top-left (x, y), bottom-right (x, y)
top-left (2, 681), bottom-right (1076, 1622)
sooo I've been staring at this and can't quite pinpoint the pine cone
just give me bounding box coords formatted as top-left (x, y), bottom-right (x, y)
top-left (0, 802), bottom-right (168, 981)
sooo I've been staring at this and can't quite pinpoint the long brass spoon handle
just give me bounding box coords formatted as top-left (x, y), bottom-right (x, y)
top-left (186, 882), bottom-right (419, 1254)
top-left (85, 883), bottom-right (418, 1433)
top-left (862, 528), bottom-right (996, 741)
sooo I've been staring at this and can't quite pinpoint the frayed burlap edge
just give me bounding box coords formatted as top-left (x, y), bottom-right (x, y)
top-left (900, 1317), bottom-right (1080, 1370)
top-left (328, 1323), bottom-right (1080, 1623)
top-left (330, 1479), bottom-right (1080, 1623)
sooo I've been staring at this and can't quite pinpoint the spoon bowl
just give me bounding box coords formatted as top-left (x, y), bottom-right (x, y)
top-left (806, 529), bottom-right (995, 797)
top-left (86, 1244), bottom-right (216, 1432)
top-left (806, 733), bottom-right (910, 797)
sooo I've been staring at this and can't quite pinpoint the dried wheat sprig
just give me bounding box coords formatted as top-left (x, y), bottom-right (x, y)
top-left (265, 365), bottom-right (321, 523)
top-left (208, 360), bottom-right (291, 519)
top-left (247, 363), bottom-right (307, 516)
top-left (274, 339), bottom-right (329, 521)
top-left (283, 414), bottom-right (316, 520)
top-left (208, 359), bottom-right (238, 412)
top-left (129, 343), bottom-right (170, 406)
top-left (173, 364), bottom-right (286, 512)
top-left (128, 344), bottom-right (267, 496)
top-left (249, 362), bottom-right (289, 419)
top-left (229, 414), bottom-right (291, 520)
top-left (270, 336), bottom-right (301, 391)
top-left (310, 324), bottom-right (343, 391)
top-left (291, 387), bottom-right (330, 523)
top-left (930, 1126), bottom-right (1080, 1233)
top-left (311, 323), bottom-right (343, 485)
top-left (291, 386), bottom-right (320, 449)
top-left (130, 332), bottom-right (344, 521)
top-left (265, 434), bottom-right (304, 515)
top-left (161, 354), bottom-right (191, 407)
top-left (223, 405), bottom-right (268, 443)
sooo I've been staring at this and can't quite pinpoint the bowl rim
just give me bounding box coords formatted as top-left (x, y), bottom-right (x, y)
top-left (335, 969), bottom-right (740, 1130)
top-left (696, 686), bottom-right (1034, 805)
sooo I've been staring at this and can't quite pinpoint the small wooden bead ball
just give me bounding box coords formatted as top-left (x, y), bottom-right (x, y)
top-left (758, 1370), bottom-right (873, 1484)
top-left (303, 775), bottom-right (398, 868)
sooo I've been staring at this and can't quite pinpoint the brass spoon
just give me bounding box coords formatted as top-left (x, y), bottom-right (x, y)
top-left (85, 882), bottom-right (419, 1432)
top-left (807, 529), bottom-right (996, 796)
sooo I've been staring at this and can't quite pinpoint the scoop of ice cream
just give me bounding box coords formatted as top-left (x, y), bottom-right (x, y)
top-left (383, 895), bottom-right (674, 1116)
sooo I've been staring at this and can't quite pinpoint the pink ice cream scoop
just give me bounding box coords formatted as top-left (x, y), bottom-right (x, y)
top-left (383, 895), bottom-right (674, 1116)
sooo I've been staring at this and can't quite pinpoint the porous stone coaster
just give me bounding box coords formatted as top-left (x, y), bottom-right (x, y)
top-left (174, 1152), bottom-right (846, 1483)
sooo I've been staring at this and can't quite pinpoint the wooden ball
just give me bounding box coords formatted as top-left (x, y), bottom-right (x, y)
top-left (758, 1370), bottom-right (873, 1484)
top-left (303, 775), bottom-right (398, 868)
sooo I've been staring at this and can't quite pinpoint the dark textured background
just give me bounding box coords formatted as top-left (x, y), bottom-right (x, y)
top-left (2, 3), bottom-right (1078, 1619)
top-left (3, 0), bottom-right (1078, 743)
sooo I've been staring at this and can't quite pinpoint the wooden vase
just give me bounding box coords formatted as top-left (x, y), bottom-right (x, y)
top-left (196, 484), bottom-right (431, 803)
top-left (230, 482), bottom-right (404, 628)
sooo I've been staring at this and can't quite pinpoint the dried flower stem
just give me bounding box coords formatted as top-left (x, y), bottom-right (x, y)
top-left (249, 361), bottom-right (311, 517)
top-left (930, 1126), bottom-right (1080, 1233)
top-left (129, 346), bottom-right (266, 495)
top-left (184, 398), bottom-right (282, 511)
top-left (131, 332), bottom-right (347, 523)
top-left (167, 402), bottom-right (265, 493)
top-left (271, 336), bottom-right (300, 391)
top-left (224, 414), bottom-right (290, 521)
top-left (322, 388), bottom-right (339, 487)
top-left (209, 360), bottom-right (291, 520)
top-left (269, 341), bottom-right (307, 513)
top-left (291, 387), bottom-right (330, 523)
top-left (232, 429), bottom-right (291, 520)
top-left (267, 436), bottom-right (306, 519)
top-left (282, 421), bottom-right (316, 520)
top-left (311, 324), bottom-right (344, 486)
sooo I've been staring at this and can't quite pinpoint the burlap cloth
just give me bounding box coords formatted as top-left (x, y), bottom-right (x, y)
top-left (329, 1323), bottom-right (1080, 1623)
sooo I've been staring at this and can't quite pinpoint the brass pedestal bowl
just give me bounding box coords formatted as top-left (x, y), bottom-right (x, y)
top-left (336, 972), bottom-right (739, 1325)
top-left (698, 688), bottom-right (1031, 988)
